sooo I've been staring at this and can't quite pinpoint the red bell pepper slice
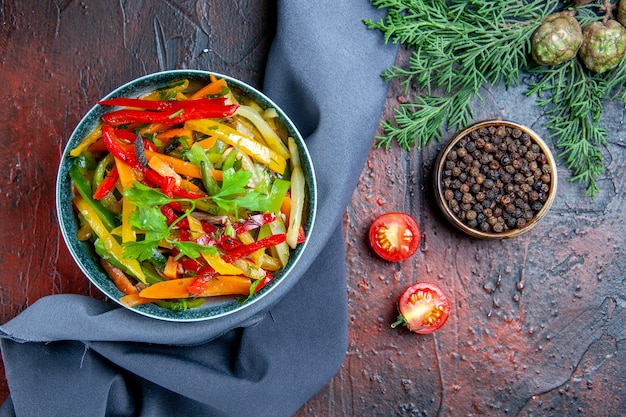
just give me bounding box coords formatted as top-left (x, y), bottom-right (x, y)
top-left (161, 204), bottom-right (182, 226)
top-left (100, 98), bottom-right (238, 125)
top-left (114, 129), bottom-right (158, 152)
top-left (188, 266), bottom-right (218, 295)
top-left (222, 234), bottom-right (286, 263)
top-left (143, 170), bottom-right (206, 200)
top-left (178, 228), bottom-right (192, 242)
top-left (179, 257), bottom-right (203, 273)
top-left (99, 97), bottom-right (231, 112)
top-left (102, 125), bottom-right (142, 168)
top-left (103, 126), bottom-right (206, 200)
top-left (253, 272), bottom-right (273, 294)
top-left (161, 206), bottom-right (220, 245)
top-left (161, 176), bottom-right (176, 199)
top-left (92, 165), bottom-right (119, 200)
top-left (217, 236), bottom-right (243, 251)
top-left (297, 225), bottom-right (306, 244)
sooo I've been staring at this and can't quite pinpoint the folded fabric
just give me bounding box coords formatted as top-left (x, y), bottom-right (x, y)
top-left (0, 1), bottom-right (397, 416)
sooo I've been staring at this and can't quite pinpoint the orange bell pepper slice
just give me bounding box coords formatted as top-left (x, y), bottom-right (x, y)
top-left (138, 275), bottom-right (252, 299)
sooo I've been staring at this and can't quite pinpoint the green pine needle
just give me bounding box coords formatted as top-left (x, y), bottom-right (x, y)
top-left (365, 0), bottom-right (626, 197)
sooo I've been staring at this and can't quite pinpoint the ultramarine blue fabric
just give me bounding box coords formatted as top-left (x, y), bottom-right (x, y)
top-left (0, 1), bottom-right (397, 416)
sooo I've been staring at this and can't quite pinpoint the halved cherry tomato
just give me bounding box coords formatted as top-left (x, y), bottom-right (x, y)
top-left (392, 282), bottom-right (450, 334)
top-left (368, 212), bottom-right (421, 261)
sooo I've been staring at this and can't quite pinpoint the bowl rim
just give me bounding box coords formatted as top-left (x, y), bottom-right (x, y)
top-left (433, 119), bottom-right (557, 239)
top-left (56, 69), bottom-right (317, 321)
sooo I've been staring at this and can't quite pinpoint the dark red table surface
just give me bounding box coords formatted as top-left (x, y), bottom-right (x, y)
top-left (1, 2), bottom-right (624, 416)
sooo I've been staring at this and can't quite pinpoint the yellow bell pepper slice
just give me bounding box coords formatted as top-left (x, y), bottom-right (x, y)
top-left (202, 253), bottom-right (244, 275)
top-left (73, 196), bottom-right (146, 284)
top-left (70, 124), bottom-right (102, 157)
top-left (186, 119), bottom-right (287, 174)
top-left (234, 105), bottom-right (291, 159)
top-left (114, 158), bottom-right (138, 243)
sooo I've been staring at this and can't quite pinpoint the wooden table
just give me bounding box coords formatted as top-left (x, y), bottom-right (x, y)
top-left (1, 2), bottom-right (624, 415)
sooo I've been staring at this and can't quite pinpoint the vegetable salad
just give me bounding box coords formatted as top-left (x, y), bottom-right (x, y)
top-left (69, 75), bottom-right (307, 311)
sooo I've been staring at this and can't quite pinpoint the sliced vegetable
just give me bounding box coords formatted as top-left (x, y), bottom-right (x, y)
top-left (101, 98), bottom-right (238, 125)
top-left (253, 272), bottom-right (273, 294)
top-left (70, 124), bottom-right (102, 157)
top-left (268, 217), bottom-right (290, 268)
top-left (222, 234), bottom-right (287, 264)
top-left (73, 196), bottom-right (146, 284)
top-left (234, 105), bottom-right (290, 159)
top-left (119, 293), bottom-right (154, 307)
top-left (186, 119), bottom-right (287, 174)
top-left (102, 125), bottom-right (143, 170)
top-left (145, 149), bottom-right (207, 179)
top-left (99, 97), bottom-right (230, 112)
top-left (69, 161), bottom-right (118, 231)
top-left (286, 167), bottom-right (305, 249)
top-left (100, 258), bottom-right (137, 295)
top-left (267, 178), bottom-right (291, 214)
top-left (189, 77), bottom-right (228, 99)
top-left (232, 213), bottom-right (277, 235)
top-left (138, 275), bottom-right (252, 299)
top-left (202, 253), bottom-right (244, 275)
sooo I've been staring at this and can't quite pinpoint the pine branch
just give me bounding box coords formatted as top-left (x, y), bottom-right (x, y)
top-left (364, 0), bottom-right (558, 151)
top-left (365, 0), bottom-right (623, 197)
top-left (527, 58), bottom-right (610, 197)
top-left (375, 89), bottom-right (474, 151)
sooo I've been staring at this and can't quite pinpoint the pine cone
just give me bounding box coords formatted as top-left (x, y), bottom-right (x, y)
top-left (618, 0), bottom-right (626, 27)
top-left (531, 12), bottom-right (583, 66)
top-left (579, 20), bottom-right (626, 73)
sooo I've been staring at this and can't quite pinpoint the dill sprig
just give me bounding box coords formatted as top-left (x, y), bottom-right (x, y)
top-left (365, 0), bottom-right (626, 197)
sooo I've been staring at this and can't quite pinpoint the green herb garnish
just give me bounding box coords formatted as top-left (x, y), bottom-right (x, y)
top-left (121, 168), bottom-right (271, 261)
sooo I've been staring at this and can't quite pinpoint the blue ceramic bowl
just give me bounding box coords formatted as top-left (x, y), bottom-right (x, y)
top-left (56, 70), bottom-right (316, 321)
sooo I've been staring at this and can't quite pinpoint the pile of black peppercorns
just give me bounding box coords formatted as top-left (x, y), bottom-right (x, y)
top-left (440, 124), bottom-right (552, 233)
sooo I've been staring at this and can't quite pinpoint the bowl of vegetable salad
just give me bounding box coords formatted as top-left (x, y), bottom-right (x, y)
top-left (56, 70), bottom-right (316, 321)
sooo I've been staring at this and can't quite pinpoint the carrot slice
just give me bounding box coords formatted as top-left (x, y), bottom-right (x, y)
top-left (119, 293), bottom-right (154, 307)
top-left (100, 259), bottom-right (137, 295)
top-left (139, 275), bottom-right (252, 299)
top-left (190, 78), bottom-right (228, 100)
top-left (144, 150), bottom-right (221, 181)
top-left (156, 127), bottom-right (193, 142)
top-left (163, 256), bottom-right (179, 280)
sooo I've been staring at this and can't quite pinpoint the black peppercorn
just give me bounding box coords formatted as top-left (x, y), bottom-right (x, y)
top-left (440, 123), bottom-right (553, 234)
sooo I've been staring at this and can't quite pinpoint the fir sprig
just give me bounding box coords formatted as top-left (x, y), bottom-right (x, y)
top-left (365, 0), bottom-right (624, 197)
top-left (527, 59), bottom-right (605, 196)
top-left (364, 0), bottom-right (557, 150)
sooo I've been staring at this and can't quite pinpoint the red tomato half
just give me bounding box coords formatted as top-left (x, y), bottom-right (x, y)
top-left (392, 282), bottom-right (450, 334)
top-left (368, 212), bottom-right (421, 261)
